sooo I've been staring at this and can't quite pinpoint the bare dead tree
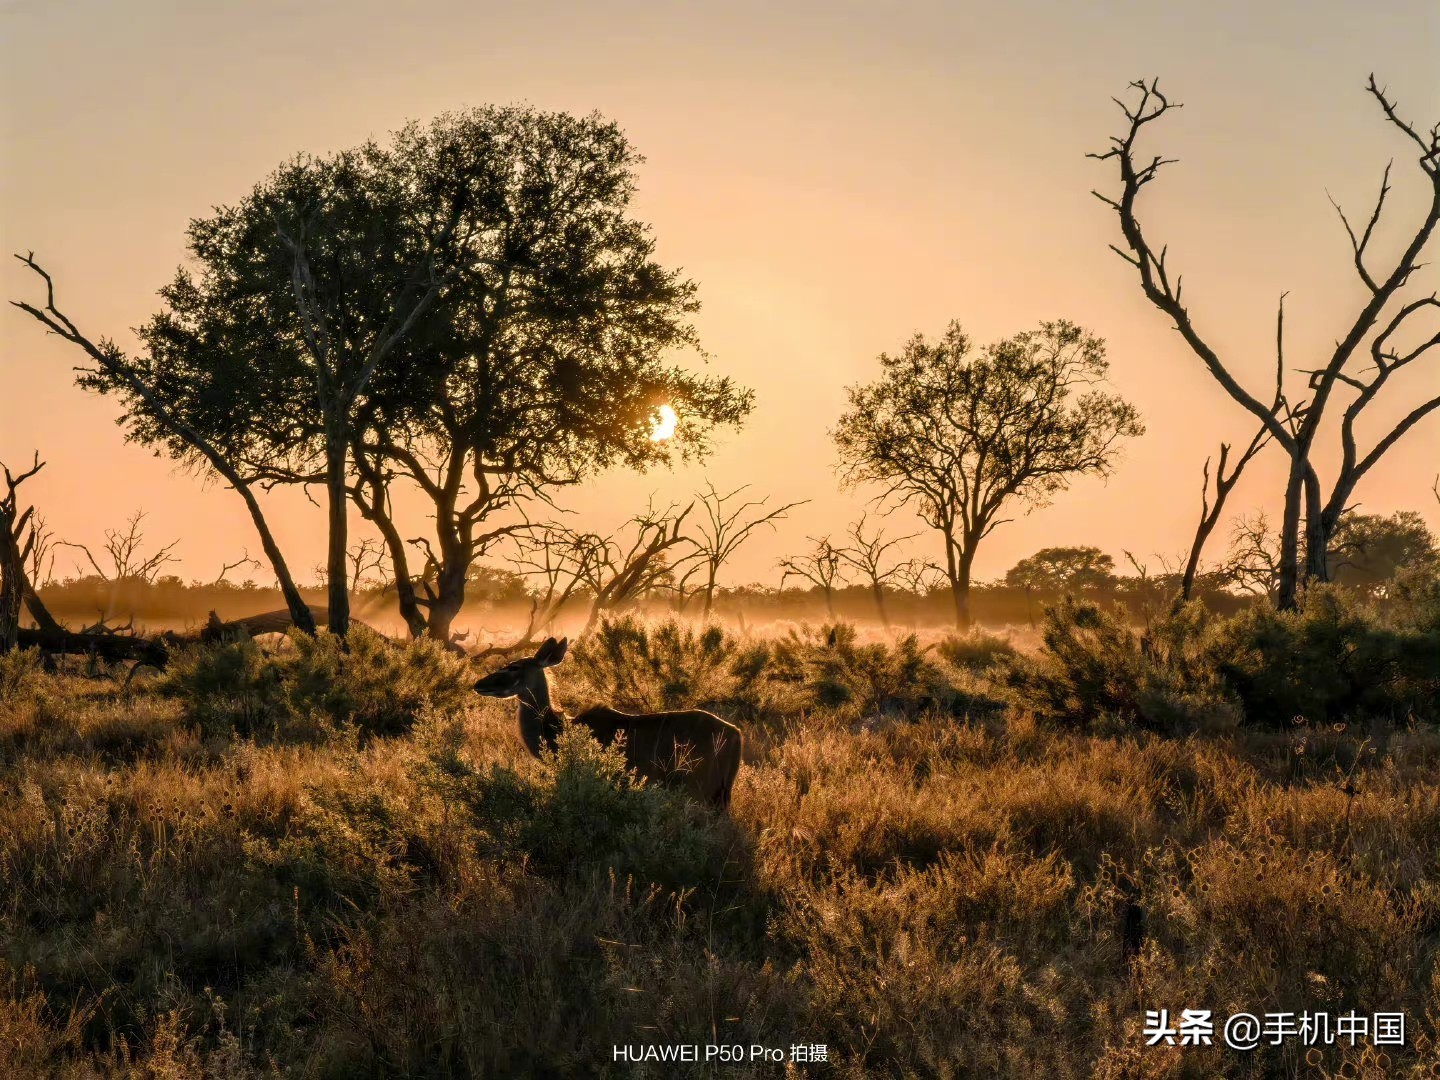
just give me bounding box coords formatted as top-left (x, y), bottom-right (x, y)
top-left (24, 513), bottom-right (55, 589)
top-left (494, 502), bottom-right (695, 655)
top-left (2, 454), bottom-right (48, 649)
top-left (52, 511), bottom-right (181, 626)
top-left (1224, 511), bottom-right (1284, 605)
top-left (214, 551), bottom-right (263, 586)
top-left (55, 511), bottom-right (180, 586)
top-left (778, 535), bottom-right (846, 619)
top-left (311, 537), bottom-right (390, 603)
top-left (1093, 77), bottom-right (1440, 610)
top-left (1, 455), bottom-right (165, 667)
top-left (675, 482), bottom-right (805, 618)
top-left (837, 514), bottom-right (917, 627)
top-left (581, 506), bottom-right (694, 632)
top-left (11, 253), bottom-right (316, 633)
top-left (894, 558), bottom-right (946, 596)
top-left (1180, 420), bottom-right (1271, 601)
top-left (1122, 549), bottom-right (1189, 625)
top-left (347, 537), bottom-right (388, 601)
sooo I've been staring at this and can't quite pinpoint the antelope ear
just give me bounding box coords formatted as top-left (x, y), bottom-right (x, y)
top-left (536, 637), bottom-right (568, 667)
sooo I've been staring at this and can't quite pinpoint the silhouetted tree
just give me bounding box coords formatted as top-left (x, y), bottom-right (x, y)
top-left (1224, 512), bottom-right (1284, 604)
top-left (675, 483), bottom-right (804, 618)
top-left (837, 515), bottom-right (916, 627)
top-left (1094, 76), bottom-right (1440, 609)
top-left (835, 320), bottom-right (1143, 629)
top-left (13, 256), bottom-right (316, 634)
top-left (1326, 510), bottom-right (1438, 598)
top-left (1005, 546), bottom-right (1118, 591)
top-left (506, 502), bottom-right (693, 647)
top-left (1006, 545), bottom-right (1119, 625)
top-left (778, 535), bottom-right (846, 619)
top-left (18, 109), bottom-right (749, 640)
top-left (2, 454), bottom-right (47, 650)
top-left (1180, 422), bottom-right (1270, 601)
top-left (346, 111), bottom-right (750, 641)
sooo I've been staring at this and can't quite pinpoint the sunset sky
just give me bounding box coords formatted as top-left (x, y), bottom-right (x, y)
top-left (3, 0), bottom-right (1437, 591)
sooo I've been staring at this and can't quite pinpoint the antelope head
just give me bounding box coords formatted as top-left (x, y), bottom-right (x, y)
top-left (472, 636), bottom-right (569, 700)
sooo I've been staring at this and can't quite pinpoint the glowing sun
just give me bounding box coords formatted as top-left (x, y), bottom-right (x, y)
top-left (649, 403), bottom-right (678, 442)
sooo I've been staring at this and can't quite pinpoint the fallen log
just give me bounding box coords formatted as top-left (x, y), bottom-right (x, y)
top-left (197, 606), bottom-right (334, 642)
top-left (17, 626), bottom-right (169, 667)
top-left (10, 607), bottom-right (385, 675)
top-left (164, 607), bottom-right (386, 645)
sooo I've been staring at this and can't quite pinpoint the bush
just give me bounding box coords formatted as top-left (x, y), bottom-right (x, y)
top-left (441, 722), bottom-right (738, 894)
top-left (1011, 589), bottom-right (1440, 732)
top-left (163, 629), bottom-right (471, 740)
top-left (769, 623), bottom-right (962, 720)
top-left (566, 616), bottom-right (742, 712)
top-left (1005, 598), bottom-right (1237, 733)
top-left (937, 629), bottom-right (1018, 672)
top-left (0, 647), bottom-right (46, 702)
top-left (1210, 585), bottom-right (1440, 726)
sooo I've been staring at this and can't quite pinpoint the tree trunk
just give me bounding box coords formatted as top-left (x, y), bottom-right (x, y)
top-left (1302, 470), bottom-right (1329, 586)
top-left (0, 545), bottom-right (19, 653)
top-left (871, 581), bottom-right (891, 628)
top-left (18, 625), bottom-right (169, 667)
top-left (324, 425), bottom-right (350, 636)
top-left (1179, 521), bottom-right (1211, 603)
top-left (426, 564), bottom-right (467, 644)
top-left (22, 581), bottom-right (62, 634)
top-left (951, 542), bottom-right (975, 631)
top-left (351, 484), bottom-right (427, 638)
top-left (1276, 465), bottom-right (1304, 611)
top-left (702, 568), bottom-right (717, 619)
top-left (943, 532), bottom-right (969, 631)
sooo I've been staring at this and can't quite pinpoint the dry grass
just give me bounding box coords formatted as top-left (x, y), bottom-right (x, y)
top-left (1, 605), bottom-right (1438, 1078)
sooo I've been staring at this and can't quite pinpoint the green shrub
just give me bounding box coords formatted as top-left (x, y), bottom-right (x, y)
top-left (1011, 589), bottom-right (1440, 731)
top-left (163, 629), bottom-right (470, 740)
top-left (1005, 598), bottom-right (1237, 733)
top-left (1210, 585), bottom-right (1440, 726)
top-left (1382, 562), bottom-right (1440, 633)
top-left (567, 616), bottom-right (741, 711)
top-left (769, 623), bottom-right (961, 719)
top-left (449, 723), bottom-right (736, 894)
top-left (937, 630), bottom-right (1018, 672)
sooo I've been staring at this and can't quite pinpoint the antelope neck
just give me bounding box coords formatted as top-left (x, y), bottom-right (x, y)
top-left (517, 669), bottom-right (563, 756)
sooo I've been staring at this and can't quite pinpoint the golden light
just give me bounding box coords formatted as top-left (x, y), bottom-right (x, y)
top-left (649, 403), bottom-right (678, 442)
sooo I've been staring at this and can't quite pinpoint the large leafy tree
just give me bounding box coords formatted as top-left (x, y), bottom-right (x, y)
top-left (24, 107), bottom-right (751, 638)
top-left (1326, 510), bottom-right (1438, 598)
top-left (834, 320), bottom-right (1143, 629)
top-left (1004, 546), bottom-right (1118, 592)
top-left (347, 110), bottom-right (751, 641)
top-left (120, 135), bottom-right (477, 634)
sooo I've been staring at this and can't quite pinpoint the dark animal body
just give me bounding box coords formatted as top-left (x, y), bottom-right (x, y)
top-left (473, 637), bottom-right (743, 809)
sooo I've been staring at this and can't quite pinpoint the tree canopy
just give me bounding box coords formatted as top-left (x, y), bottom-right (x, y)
top-left (1326, 510), bottom-right (1438, 598)
top-left (1005, 546), bottom-right (1118, 592)
top-left (834, 320), bottom-right (1143, 628)
top-left (68, 106), bottom-right (753, 638)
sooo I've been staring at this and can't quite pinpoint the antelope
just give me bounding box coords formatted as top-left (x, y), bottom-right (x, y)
top-left (472, 636), bottom-right (743, 809)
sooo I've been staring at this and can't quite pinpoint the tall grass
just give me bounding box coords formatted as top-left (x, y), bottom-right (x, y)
top-left (2, 595), bottom-right (1439, 1076)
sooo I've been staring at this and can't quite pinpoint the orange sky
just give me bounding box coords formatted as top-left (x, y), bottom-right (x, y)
top-left (3, 0), bottom-right (1438, 590)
